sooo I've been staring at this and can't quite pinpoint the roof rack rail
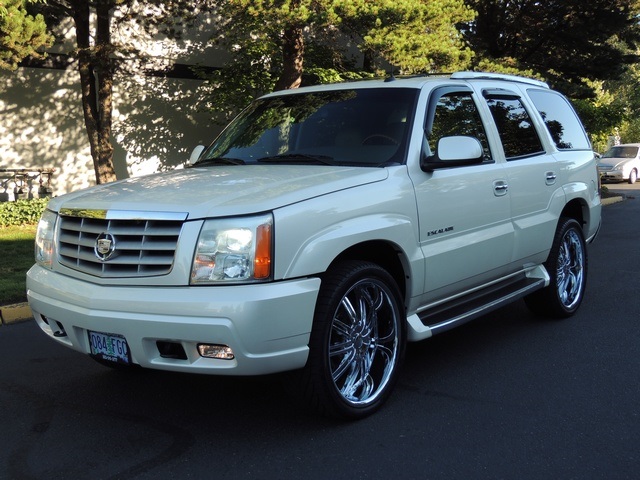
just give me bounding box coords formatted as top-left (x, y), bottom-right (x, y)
top-left (451, 71), bottom-right (549, 89)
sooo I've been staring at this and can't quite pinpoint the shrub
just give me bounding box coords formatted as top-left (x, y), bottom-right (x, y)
top-left (0, 198), bottom-right (49, 227)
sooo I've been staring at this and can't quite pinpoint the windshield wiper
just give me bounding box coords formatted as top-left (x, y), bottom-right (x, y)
top-left (257, 153), bottom-right (335, 165)
top-left (192, 157), bottom-right (245, 167)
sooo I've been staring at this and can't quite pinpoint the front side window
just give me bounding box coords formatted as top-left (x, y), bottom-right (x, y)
top-left (485, 95), bottom-right (544, 160)
top-left (426, 91), bottom-right (492, 161)
top-left (527, 89), bottom-right (591, 150)
top-left (197, 88), bottom-right (418, 167)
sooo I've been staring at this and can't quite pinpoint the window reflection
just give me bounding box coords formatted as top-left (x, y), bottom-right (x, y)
top-left (528, 89), bottom-right (590, 151)
top-left (486, 97), bottom-right (544, 159)
top-left (199, 88), bottom-right (418, 167)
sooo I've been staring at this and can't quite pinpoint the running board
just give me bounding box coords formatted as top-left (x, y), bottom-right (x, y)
top-left (406, 266), bottom-right (549, 342)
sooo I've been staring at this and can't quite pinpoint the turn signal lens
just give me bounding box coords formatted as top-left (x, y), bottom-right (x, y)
top-left (254, 223), bottom-right (272, 279)
top-left (191, 213), bottom-right (273, 284)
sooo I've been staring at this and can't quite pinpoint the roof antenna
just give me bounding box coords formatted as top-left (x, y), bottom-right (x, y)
top-left (385, 67), bottom-right (397, 82)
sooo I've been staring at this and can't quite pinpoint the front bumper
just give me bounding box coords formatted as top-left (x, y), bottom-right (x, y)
top-left (27, 265), bottom-right (320, 375)
top-left (599, 171), bottom-right (624, 182)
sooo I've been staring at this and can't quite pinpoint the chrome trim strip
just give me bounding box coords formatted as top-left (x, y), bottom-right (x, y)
top-left (59, 208), bottom-right (188, 221)
top-left (427, 278), bottom-right (546, 336)
top-left (415, 267), bottom-right (536, 314)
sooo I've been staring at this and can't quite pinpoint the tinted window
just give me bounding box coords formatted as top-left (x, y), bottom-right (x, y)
top-left (528, 89), bottom-right (590, 150)
top-left (427, 92), bottom-right (491, 161)
top-left (199, 88), bottom-right (418, 167)
top-left (485, 96), bottom-right (544, 160)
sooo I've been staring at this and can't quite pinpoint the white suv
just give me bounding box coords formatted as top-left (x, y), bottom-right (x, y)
top-left (28, 72), bottom-right (601, 418)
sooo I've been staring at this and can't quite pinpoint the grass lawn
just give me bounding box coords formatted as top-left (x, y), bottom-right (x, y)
top-left (0, 225), bottom-right (36, 305)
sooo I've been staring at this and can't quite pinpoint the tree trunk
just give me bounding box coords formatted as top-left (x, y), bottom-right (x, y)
top-left (71, 0), bottom-right (117, 185)
top-left (274, 25), bottom-right (304, 91)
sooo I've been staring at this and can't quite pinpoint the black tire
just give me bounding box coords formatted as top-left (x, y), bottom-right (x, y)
top-left (301, 261), bottom-right (406, 419)
top-left (629, 169), bottom-right (637, 184)
top-left (524, 218), bottom-right (587, 318)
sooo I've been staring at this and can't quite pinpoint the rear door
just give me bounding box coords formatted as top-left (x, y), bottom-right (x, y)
top-left (479, 87), bottom-right (564, 264)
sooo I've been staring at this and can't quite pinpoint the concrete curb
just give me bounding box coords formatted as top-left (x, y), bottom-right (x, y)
top-left (601, 195), bottom-right (624, 206)
top-left (0, 303), bottom-right (32, 326)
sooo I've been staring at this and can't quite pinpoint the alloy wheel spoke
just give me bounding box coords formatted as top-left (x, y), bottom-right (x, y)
top-left (556, 230), bottom-right (584, 307)
top-left (328, 277), bottom-right (400, 406)
top-left (331, 345), bottom-right (356, 381)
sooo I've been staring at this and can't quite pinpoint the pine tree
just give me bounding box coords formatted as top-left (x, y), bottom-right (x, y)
top-left (206, 0), bottom-right (476, 121)
top-left (462, 0), bottom-right (640, 97)
top-left (0, 0), bottom-right (52, 70)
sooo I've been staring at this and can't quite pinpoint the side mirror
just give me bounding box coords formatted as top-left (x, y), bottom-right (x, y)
top-left (188, 145), bottom-right (206, 165)
top-left (421, 136), bottom-right (484, 172)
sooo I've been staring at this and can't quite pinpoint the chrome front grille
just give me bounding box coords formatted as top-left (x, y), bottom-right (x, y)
top-left (57, 210), bottom-right (186, 278)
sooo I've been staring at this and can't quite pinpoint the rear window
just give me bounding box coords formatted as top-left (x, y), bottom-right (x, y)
top-left (527, 89), bottom-right (591, 150)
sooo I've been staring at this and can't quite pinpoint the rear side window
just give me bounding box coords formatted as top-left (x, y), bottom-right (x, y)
top-left (528, 89), bottom-right (591, 150)
top-left (484, 94), bottom-right (544, 160)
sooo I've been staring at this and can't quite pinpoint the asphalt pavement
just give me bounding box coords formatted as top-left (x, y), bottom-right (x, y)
top-left (1, 186), bottom-right (638, 479)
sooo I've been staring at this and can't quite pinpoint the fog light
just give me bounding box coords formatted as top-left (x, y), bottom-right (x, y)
top-left (198, 343), bottom-right (235, 360)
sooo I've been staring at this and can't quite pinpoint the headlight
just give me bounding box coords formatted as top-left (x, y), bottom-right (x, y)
top-left (191, 213), bottom-right (273, 284)
top-left (35, 209), bottom-right (57, 268)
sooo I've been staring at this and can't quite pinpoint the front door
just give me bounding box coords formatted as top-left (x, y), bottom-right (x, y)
top-left (410, 87), bottom-right (514, 303)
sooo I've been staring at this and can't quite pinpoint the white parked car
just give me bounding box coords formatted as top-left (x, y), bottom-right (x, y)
top-left (598, 143), bottom-right (640, 183)
top-left (27, 72), bottom-right (602, 418)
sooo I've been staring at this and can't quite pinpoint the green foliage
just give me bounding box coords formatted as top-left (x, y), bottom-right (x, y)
top-left (0, 224), bottom-right (36, 304)
top-left (0, 198), bottom-right (48, 227)
top-left (0, 0), bottom-right (52, 70)
top-left (203, 0), bottom-right (476, 120)
top-left (338, 0), bottom-right (475, 73)
top-left (305, 67), bottom-right (375, 84)
top-left (570, 63), bottom-right (640, 152)
top-left (463, 0), bottom-right (640, 98)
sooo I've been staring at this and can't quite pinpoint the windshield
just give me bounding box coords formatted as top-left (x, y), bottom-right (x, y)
top-left (603, 146), bottom-right (639, 159)
top-left (196, 88), bottom-right (418, 167)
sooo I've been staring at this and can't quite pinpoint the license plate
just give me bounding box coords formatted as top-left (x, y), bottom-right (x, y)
top-left (88, 330), bottom-right (131, 366)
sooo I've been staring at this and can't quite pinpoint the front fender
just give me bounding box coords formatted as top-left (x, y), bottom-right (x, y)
top-left (273, 169), bottom-right (424, 297)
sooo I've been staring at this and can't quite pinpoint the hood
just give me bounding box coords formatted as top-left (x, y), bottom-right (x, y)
top-left (48, 165), bottom-right (389, 219)
top-left (598, 157), bottom-right (634, 168)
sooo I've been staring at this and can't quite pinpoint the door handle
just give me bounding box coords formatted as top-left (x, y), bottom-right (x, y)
top-left (546, 171), bottom-right (557, 185)
top-left (493, 180), bottom-right (508, 196)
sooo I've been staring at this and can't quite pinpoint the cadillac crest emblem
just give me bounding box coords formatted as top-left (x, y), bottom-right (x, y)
top-left (94, 233), bottom-right (116, 261)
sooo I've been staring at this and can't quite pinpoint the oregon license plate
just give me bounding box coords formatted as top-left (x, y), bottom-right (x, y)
top-left (88, 330), bottom-right (131, 366)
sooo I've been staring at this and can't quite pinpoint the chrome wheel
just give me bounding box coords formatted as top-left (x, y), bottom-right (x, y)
top-left (302, 261), bottom-right (405, 418)
top-left (329, 278), bottom-right (400, 406)
top-left (556, 228), bottom-right (585, 310)
top-left (524, 217), bottom-right (587, 318)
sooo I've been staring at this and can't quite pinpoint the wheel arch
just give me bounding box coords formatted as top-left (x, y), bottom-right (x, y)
top-left (327, 240), bottom-right (410, 307)
top-left (560, 197), bottom-right (589, 234)
top-left (276, 210), bottom-right (422, 302)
